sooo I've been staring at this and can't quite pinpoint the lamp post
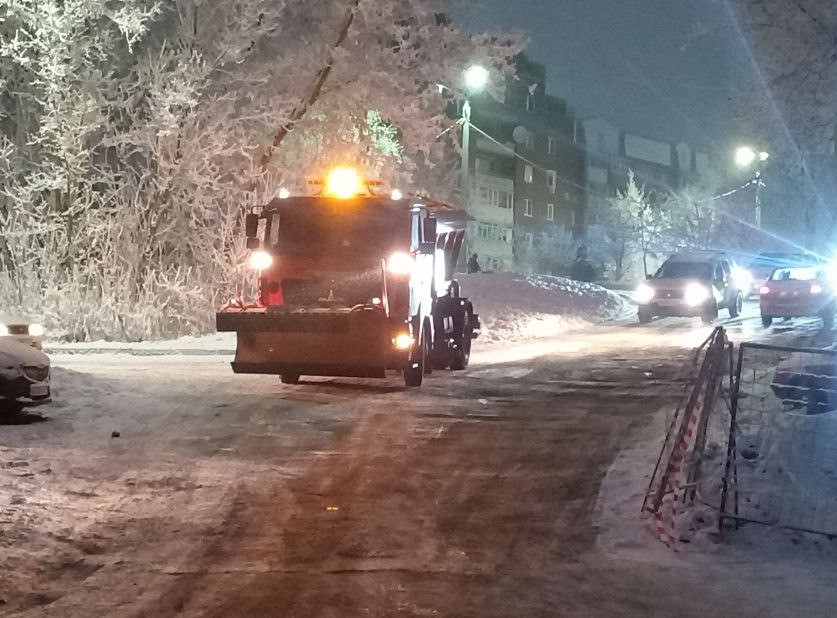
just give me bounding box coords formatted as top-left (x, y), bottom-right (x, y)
top-left (735, 146), bottom-right (769, 229)
top-left (457, 65), bottom-right (489, 213)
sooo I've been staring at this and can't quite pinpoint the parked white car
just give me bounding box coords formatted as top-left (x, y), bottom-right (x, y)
top-left (0, 313), bottom-right (45, 349)
top-left (0, 336), bottom-right (51, 414)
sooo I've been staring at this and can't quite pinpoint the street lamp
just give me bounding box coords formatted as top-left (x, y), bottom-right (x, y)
top-left (458, 65), bottom-right (489, 214)
top-left (735, 146), bottom-right (769, 228)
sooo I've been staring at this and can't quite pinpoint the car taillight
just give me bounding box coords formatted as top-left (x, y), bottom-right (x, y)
top-left (811, 284), bottom-right (823, 295)
top-left (760, 286), bottom-right (770, 295)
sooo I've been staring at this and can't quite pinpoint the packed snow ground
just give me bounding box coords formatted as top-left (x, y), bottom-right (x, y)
top-left (594, 405), bottom-right (837, 613)
top-left (45, 272), bottom-right (629, 353)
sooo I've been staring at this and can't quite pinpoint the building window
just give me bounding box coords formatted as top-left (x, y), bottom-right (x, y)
top-left (548, 136), bottom-right (556, 154)
top-left (547, 170), bottom-right (556, 194)
top-left (524, 132), bottom-right (535, 150)
top-left (526, 94), bottom-right (535, 113)
top-left (479, 187), bottom-right (514, 209)
top-left (525, 232), bottom-right (534, 248)
top-left (523, 199), bottom-right (533, 217)
top-left (524, 165), bottom-right (533, 183)
top-left (547, 203), bottom-right (554, 221)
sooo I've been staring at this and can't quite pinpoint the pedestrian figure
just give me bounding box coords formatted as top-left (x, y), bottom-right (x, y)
top-left (467, 253), bottom-right (481, 273)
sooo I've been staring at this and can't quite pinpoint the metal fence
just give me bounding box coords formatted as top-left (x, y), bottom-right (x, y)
top-left (722, 342), bottom-right (837, 536)
top-left (643, 328), bottom-right (733, 546)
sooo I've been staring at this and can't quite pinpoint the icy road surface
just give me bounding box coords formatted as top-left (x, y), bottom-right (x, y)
top-left (3, 308), bottom-right (837, 617)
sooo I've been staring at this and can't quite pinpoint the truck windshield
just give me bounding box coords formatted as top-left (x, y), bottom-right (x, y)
top-left (260, 198), bottom-right (413, 307)
top-left (655, 261), bottom-right (713, 279)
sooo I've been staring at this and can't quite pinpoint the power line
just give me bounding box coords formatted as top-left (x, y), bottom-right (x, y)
top-left (466, 121), bottom-right (589, 192)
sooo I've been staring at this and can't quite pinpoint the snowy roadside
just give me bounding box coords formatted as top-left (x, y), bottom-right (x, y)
top-left (594, 406), bottom-right (837, 613)
top-left (45, 273), bottom-right (629, 355)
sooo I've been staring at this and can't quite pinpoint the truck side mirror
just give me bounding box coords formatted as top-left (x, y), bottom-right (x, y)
top-left (245, 213), bottom-right (259, 238)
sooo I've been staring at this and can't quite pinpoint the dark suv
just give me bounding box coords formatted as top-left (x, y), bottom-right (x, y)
top-left (635, 252), bottom-right (745, 324)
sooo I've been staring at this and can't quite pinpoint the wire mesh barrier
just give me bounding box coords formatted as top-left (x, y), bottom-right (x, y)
top-left (721, 343), bottom-right (837, 536)
top-left (642, 327), bottom-right (734, 547)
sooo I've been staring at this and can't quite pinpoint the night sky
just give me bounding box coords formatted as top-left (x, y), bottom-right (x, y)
top-left (455, 0), bottom-right (755, 156)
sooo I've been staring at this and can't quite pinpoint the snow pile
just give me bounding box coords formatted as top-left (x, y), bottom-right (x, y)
top-left (460, 272), bottom-right (628, 344)
top-left (46, 273), bottom-right (627, 353)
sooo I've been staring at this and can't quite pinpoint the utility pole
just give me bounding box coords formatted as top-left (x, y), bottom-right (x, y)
top-left (460, 99), bottom-right (472, 212)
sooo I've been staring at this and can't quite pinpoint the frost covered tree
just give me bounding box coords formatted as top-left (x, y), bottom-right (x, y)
top-left (0, 0), bottom-right (520, 340)
top-left (599, 171), bottom-right (664, 279)
top-left (663, 183), bottom-right (721, 252)
top-left (730, 0), bottom-right (837, 247)
top-left (514, 227), bottom-right (578, 276)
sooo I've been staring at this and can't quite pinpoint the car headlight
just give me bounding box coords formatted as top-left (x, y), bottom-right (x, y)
top-left (731, 266), bottom-right (753, 291)
top-left (684, 282), bottom-right (711, 306)
top-left (635, 283), bottom-right (655, 304)
top-left (28, 323), bottom-right (45, 337)
top-left (0, 323), bottom-right (7, 336)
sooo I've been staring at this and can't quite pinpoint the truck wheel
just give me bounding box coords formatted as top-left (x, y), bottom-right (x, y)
top-left (761, 315), bottom-right (773, 328)
top-left (450, 314), bottom-right (473, 370)
top-left (280, 373), bottom-right (300, 385)
top-left (403, 331), bottom-right (427, 387)
top-left (637, 307), bottom-right (652, 324)
top-left (729, 292), bottom-right (743, 318)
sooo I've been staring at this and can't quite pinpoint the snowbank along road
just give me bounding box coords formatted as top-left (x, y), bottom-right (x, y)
top-left (3, 295), bottom-right (837, 616)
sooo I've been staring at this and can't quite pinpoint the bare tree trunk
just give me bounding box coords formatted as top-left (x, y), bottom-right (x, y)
top-left (256, 0), bottom-right (360, 181)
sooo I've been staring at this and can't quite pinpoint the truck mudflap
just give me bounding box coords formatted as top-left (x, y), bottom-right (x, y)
top-left (216, 308), bottom-right (406, 377)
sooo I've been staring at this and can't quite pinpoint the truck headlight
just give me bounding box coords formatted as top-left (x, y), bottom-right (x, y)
top-left (387, 252), bottom-right (415, 276)
top-left (636, 283), bottom-right (655, 304)
top-left (248, 250), bottom-right (273, 270)
top-left (684, 282), bottom-right (711, 307)
top-left (393, 332), bottom-right (414, 350)
top-left (28, 323), bottom-right (45, 337)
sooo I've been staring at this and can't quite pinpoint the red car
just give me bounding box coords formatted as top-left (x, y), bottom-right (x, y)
top-left (759, 266), bottom-right (836, 328)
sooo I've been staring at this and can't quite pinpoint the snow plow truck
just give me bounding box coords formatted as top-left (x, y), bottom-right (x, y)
top-left (216, 167), bottom-right (480, 387)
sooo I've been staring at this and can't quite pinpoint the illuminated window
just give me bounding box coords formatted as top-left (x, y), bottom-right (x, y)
top-left (524, 165), bottom-right (533, 183)
top-left (547, 170), bottom-right (556, 193)
top-left (524, 199), bottom-right (533, 217)
top-left (547, 203), bottom-right (554, 221)
top-left (548, 136), bottom-right (556, 154)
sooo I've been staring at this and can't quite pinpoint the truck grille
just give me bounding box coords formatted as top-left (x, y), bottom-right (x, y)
top-left (23, 365), bottom-right (49, 382)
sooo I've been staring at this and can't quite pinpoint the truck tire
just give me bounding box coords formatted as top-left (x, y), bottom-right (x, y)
top-left (450, 313), bottom-right (473, 370)
top-left (637, 307), bottom-right (652, 324)
top-left (761, 314), bottom-right (773, 328)
top-left (280, 373), bottom-right (300, 385)
top-left (403, 330), bottom-right (427, 387)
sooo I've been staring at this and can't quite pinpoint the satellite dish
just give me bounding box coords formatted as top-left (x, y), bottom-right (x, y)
top-left (512, 126), bottom-right (530, 144)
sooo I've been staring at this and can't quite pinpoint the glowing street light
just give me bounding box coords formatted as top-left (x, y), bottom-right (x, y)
top-left (459, 65), bottom-right (489, 218)
top-left (464, 65), bottom-right (489, 92)
top-left (735, 146), bottom-right (769, 168)
top-left (735, 146), bottom-right (770, 229)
